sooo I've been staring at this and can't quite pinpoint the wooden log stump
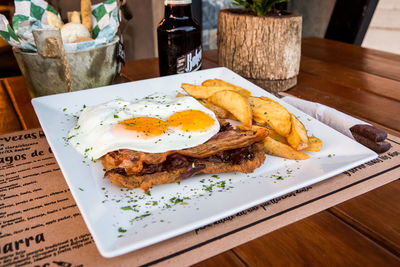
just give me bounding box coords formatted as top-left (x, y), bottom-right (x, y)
top-left (218, 9), bottom-right (302, 92)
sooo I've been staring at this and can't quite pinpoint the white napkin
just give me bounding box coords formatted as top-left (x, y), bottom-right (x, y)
top-left (281, 96), bottom-right (369, 139)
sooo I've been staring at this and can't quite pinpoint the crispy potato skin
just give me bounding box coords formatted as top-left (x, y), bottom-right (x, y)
top-left (208, 90), bottom-right (252, 128)
top-left (181, 84), bottom-right (234, 99)
top-left (248, 96), bottom-right (291, 137)
top-left (263, 136), bottom-right (310, 160)
top-left (304, 136), bottom-right (322, 151)
top-left (287, 114), bottom-right (309, 150)
top-left (202, 79), bottom-right (252, 97)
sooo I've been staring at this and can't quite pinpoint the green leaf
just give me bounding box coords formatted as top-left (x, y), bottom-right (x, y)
top-left (232, 0), bottom-right (287, 16)
top-left (118, 227), bottom-right (127, 233)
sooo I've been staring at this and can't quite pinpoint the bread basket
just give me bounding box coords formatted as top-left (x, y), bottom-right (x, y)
top-left (13, 28), bottom-right (118, 97)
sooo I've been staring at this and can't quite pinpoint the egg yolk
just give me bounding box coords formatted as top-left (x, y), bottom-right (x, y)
top-left (167, 110), bottom-right (214, 132)
top-left (118, 117), bottom-right (168, 137)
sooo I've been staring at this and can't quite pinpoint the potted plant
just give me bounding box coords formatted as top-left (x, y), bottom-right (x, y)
top-left (218, 0), bottom-right (302, 92)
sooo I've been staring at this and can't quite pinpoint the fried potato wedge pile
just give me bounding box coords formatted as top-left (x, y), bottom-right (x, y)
top-left (181, 79), bottom-right (323, 160)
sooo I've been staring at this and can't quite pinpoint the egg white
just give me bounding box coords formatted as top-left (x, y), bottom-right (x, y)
top-left (68, 94), bottom-right (220, 159)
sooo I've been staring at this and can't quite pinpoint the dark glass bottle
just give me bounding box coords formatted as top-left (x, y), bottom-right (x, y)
top-left (157, 0), bottom-right (202, 76)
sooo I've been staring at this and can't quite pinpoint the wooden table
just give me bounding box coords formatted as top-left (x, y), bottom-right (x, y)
top-left (1, 38), bottom-right (399, 266)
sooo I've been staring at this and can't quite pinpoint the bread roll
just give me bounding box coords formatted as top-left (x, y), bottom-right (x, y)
top-left (61, 23), bottom-right (91, 43)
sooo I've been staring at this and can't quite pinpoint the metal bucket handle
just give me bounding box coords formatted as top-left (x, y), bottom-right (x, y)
top-left (32, 29), bottom-right (73, 92)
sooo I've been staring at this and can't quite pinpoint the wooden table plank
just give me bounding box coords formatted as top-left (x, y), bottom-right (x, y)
top-left (203, 50), bottom-right (218, 63)
top-left (330, 180), bottom-right (400, 257)
top-left (192, 250), bottom-right (246, 267)
top-left (300, 55), bottom-right (400, 102)
top-left (3, 77), bottom-right (40, 130)
top-left (0, 79), bottom-right (21, 133)
top-left (121, 58), bottom-right (160, 81)
top-left (290, 72), bottom-right (400, 132)
top-left (233, 211), bottom-right (399, 266)
top-left (302, 38), bottom-right (400, 81)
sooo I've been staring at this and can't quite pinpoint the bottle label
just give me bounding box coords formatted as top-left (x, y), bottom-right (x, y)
top-left (176, 46), bottom-right (202, 74)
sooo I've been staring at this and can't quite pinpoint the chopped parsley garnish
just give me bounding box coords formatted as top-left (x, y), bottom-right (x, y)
top-left (130, 213), bottom-right (151, 222)
top-left (65, 135), bottom-right (76, 142)
top-left (118, 227), bottom-right (127, 233)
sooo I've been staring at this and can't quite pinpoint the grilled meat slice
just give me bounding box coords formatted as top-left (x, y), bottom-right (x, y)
top-left (102, 127), bottom-right (268, 175)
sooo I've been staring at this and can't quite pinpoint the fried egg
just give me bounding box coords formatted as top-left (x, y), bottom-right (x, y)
top-left (68, 94), bottom-right (220, 159)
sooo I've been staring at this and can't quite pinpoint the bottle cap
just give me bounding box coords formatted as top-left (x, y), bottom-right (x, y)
top-left (165, 0), bottom-right (192, 4)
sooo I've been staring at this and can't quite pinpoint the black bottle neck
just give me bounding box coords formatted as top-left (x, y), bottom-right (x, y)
top-left (164, 4), bottom-right (193, 19)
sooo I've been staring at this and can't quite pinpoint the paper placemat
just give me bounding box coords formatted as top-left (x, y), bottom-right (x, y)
top-left (0, 129), bottom-right (399, 267)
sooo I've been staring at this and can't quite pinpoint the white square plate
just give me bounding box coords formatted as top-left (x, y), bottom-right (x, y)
top-left (32, 67), bottom-right (377, 258)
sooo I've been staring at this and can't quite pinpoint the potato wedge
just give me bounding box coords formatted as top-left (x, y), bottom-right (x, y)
top-left (287, 114), bottom-right (309, 150)
top-left (181, 84), bottom-right (236, 99)
top-left (263, 136), bottom-right (310, 160)
top-left (248, 96), bottom-right (291, 137)
top-left (198, 99), bottom-right (232, 119)
top-left (268, 128), bottom-right (288, 145)
top-left (208, 90), bottom-right (252, 127)
top-left (303, 136), bottom-right (322, 152)
top-left (202, 79), bottom-right (252, 97)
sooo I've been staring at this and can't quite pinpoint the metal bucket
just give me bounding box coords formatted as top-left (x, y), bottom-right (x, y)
top-left (13, 37), bottom-right (118, 97)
